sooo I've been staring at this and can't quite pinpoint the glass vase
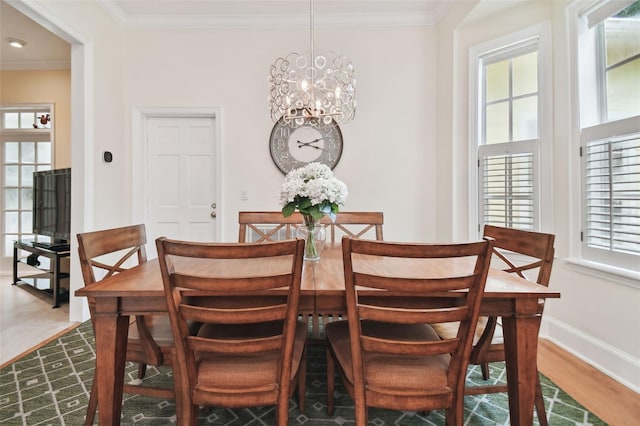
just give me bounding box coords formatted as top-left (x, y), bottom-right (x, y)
top-left (297, 216), bottom-right (326, 261)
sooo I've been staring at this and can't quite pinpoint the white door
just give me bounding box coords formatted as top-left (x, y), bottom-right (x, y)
top-left (145, 116), bottom-right (217, 258)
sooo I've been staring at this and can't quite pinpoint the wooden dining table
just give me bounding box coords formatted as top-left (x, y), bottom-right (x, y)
top-left (76, 243), bottom-right (560, 426)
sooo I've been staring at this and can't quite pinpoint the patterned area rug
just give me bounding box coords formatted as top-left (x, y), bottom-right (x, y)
top-left (0, 321), bottom-right (606, 425)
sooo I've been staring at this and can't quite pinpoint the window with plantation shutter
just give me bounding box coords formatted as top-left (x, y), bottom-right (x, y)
top-left (474, 33), bottom-right (544, 233)
top-left (577, 0), bottom-right (640, 273)
top-left (482, 152), bottom-right (535, 229)
top-left (582, 132), bottom-right (640, 269)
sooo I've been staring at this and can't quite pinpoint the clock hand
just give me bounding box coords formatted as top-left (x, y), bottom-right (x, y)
top-left (297, 138), bottom-right (324, 147)
top-left (297, 143), bottom-right (324, 151)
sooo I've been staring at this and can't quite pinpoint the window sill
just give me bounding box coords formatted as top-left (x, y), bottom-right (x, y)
top-left (565, 258), bottom-right (640, 289)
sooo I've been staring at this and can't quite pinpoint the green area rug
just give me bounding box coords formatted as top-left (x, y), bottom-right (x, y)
top-left (0, 321), bottom-right (606, 425)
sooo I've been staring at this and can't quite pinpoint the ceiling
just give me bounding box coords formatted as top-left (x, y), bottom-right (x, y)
top-left (1, 1), bottom-right (71, 70)
top-left (1, 0), bottom-right (449, 71)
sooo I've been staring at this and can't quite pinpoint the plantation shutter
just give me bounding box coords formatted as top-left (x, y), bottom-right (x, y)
top-left (583, 133), bottom-right (640, 256)
top-left (480, 150), bottom-right (535, 230)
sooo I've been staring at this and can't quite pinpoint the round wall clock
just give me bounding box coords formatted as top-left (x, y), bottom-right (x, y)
top-left (269, 115), bottom-right (343, 174)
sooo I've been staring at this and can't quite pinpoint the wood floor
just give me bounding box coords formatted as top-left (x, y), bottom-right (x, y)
top-left (0, 268), bottom-right (75, 366)
top-left (537, 339), bottom-right (640, 425)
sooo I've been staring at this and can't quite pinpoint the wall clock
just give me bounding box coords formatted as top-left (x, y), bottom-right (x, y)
top-left (269, 115), bottom-right (343, 174)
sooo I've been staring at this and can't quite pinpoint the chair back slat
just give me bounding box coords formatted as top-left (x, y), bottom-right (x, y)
top-left (354, 273), bottom-right (477, 292)
top-left (188, 335), bottom-right (283, 354)
top-left (173, 273), bottom-right (293, 292)
top-left (362, 336), bottom-right (460, 356)
top-left (180, 303), bottom-right (288, 324)
top-left (359, 305), bottom-right (470, 325)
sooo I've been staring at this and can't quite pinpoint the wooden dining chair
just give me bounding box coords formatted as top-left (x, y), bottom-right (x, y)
top-left (238, 211), bottom-right (384, 243)
top-left (326, 237), bottom-right (494, 425)
top-left (432, 224), bottom-right (555, 425)
top-left (238, 211), bottom-right (303, 242)
top-left (238, 211), bottom-right (384, 339)
top-left (156, 237), bottom-right (308, 426)
top-left (77, 224), bottom-right (174, 426)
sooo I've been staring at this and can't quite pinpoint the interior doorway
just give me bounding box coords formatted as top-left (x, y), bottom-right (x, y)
top-left (2, 0), bottom-right (90, 322)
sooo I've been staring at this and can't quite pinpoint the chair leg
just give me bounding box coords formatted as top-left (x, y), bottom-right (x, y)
top-left (276, 396), bottom-right (290, 426)
top-left (298, 346), bottom-right (307, 413)
top-left (182, 403), bottom-right (199, 426)
top-left (445, 407), bottom-right (457, 426)
top-left (535, 376), bottom-right (548, 426)
top-left (446, 392), bottom-right (465, 426)
top-left (137, 362), bottom-right (147, 379)
top-left (85, 376), bottom-right (98, 426)
top-left (326, 347), bottom-right (335, 416)
top-left (480, 362), bottom-right (490, 380)
top-left (354, 401), bottom-right (367, 426)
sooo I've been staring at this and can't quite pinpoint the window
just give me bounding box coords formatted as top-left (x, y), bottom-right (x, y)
top-left (472, 25), bottom-right (550, 234)
top-left (1, 106), bottom-right (54, 259)
top-left (597, 3), bottom-right (640, 121)
top-left (579, 1), bottom-right (640, 272)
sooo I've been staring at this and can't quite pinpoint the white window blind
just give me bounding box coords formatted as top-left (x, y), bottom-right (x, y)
top-left (577, 1), bottom-right (640, 272)
top-left (481, 152), bottom-right (535, 230)
top-left (584, 133), bottom-right (640, 256)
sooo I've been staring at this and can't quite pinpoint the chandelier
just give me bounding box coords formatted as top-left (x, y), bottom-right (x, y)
top-left (268, 0), bottom-right (356, 127)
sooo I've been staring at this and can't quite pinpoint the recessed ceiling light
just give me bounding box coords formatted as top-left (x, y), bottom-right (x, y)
top-left (6, 38), bottom-right (27, 48)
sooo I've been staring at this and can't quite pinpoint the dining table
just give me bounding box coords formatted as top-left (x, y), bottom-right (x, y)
top-left (75, 243), bottom-right (560, 426)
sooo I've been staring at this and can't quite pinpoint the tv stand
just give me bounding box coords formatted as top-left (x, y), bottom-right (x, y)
top-left (32, 241), bottom-right (70, 252)
top-left (13, 240), bottom-right (70, 308)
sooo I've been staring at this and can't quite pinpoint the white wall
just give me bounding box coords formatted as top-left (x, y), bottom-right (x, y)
top-left (438, 0), bottom-right (640, 392)
top-left (123, 25), bottom-right (437, 243)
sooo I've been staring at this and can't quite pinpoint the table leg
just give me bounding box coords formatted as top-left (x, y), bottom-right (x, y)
top-left (501, 298), bottom-right (543, 426)
top-left (93, 298), bottom-right (130, 426)
top-left (13, 244), bottom-right (18, 285)
top-left (52, 254), bottom-right (61, 308)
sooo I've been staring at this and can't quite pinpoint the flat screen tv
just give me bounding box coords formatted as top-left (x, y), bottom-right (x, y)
top-left (32, 168), bottom-right (71, 248)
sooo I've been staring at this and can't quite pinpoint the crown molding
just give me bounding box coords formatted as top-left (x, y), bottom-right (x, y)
top-left (98, 1), bottom-right (437, 30)
top-left (1, 60), bottom-right (71, 71)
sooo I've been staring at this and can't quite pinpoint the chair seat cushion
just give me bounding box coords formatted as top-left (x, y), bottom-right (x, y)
top-left (431, 317), bottom-right (501, 345)
top-left (326, 320), bottom-right (451, 393)
top-left (128, 315), bottom-right (175, 346)
top-left (431, 317), bottom-right (502, 346)
top-left (194, 320), bottom-right (307, 392)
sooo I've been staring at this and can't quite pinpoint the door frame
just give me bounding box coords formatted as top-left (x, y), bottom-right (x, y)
top-left (131, 107), bottom-right (223, 243)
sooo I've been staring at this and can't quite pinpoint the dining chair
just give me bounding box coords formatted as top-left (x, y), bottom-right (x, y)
top-left (238, 211), bottom-right (384, 243)
top-left (238, 211), bottom-right (302, 242)
top-left (155, 237), bottom-right (307, 426)
top-left (326, 237), bottom-right (494, 425)
top-left (432, 224), bottom-right (555, 425)
top-left (238, 211), bottom-right (384, 339)
top-left (77, 224), bottom-right (174, 426)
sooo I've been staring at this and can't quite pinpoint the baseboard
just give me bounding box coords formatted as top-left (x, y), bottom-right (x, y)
top-left (544, 316), bottom-right (640, 394)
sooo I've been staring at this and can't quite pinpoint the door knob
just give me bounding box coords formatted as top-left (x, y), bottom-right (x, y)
top-left (211, 203), bottom-right (217, 218)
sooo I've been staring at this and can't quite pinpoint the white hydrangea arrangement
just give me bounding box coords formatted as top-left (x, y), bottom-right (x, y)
top-left (279, 162), bottom-right (348, 222)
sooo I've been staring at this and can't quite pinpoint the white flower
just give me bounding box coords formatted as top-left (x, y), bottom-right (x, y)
top-left (280, 162), bottom-right (348, 220)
